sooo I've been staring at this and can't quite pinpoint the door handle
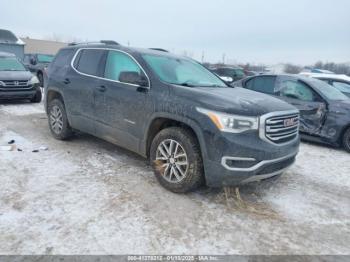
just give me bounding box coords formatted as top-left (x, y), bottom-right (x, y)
top-left (96, 85), bottom-right (107, 92)
top-left (63, 78), bottom-right (70, 84)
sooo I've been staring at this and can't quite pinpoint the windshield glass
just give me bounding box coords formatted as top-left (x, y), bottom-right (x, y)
top-left (310, 78), bottom-right (349, 101)
top-left (0, 57), bottom-right (26, 71)
top-left (37, 54), bottom-right (54, 63)
top-left (142, 54), bottom-right (227, 87)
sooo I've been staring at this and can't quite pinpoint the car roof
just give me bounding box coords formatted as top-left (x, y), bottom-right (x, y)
top-left (299, 72), bottom-right (350, 82)
top-left (0, 51), bottom-right (16, 58)
top-left (62, 42), bottom-right (186, 60)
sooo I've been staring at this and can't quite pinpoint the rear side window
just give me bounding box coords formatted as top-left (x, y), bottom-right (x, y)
top-left (245, 76), bottom-right (276, 94)
top-left (75, 49), bottom-right (106, 77)
top-left (49, 49), bottom-right (74, 76)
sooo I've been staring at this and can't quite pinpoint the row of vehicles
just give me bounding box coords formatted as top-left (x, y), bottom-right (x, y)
top-left (1, 42), bottom-right (349, 193)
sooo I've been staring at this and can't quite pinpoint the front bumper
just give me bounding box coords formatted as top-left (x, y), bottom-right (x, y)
top-left (202, 130), bottom-right (299, 187)
top-left (0, 89), bottom-right (37, 100)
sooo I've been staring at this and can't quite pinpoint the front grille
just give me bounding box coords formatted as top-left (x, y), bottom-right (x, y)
top-left (0, 80), bottom-right (31, 91)
top-left (263, 112), bottom-right (299, 144)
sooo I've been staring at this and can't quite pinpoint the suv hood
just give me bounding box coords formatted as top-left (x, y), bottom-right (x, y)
top-left (0, 71), bottom-right (33, 81)
top-left (173, 86), bottom-right (297, 116)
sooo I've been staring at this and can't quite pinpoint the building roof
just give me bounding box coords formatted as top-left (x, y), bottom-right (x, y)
top-left (0, 29), bottom-right (24, 45)
top-left (20, 37), bottom-right (67, 55)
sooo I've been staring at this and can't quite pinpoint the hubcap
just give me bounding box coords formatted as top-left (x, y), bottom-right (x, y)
top-left (155, 139), bottom-right (188, 183)
top-left (50, 105), bottom-right (63, 134)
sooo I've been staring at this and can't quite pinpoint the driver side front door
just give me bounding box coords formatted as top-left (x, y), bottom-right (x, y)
top-left (276, 76), bottom-right (327, 135)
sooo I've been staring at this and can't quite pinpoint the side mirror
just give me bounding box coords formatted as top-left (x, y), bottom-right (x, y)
top-left (30, 57), bottom-right (37, 65)
top-left (219, 76), bottom-right (234, 83)
top-left (119, 71), bottom-right (148, 87)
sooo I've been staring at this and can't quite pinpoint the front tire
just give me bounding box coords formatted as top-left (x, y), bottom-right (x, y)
top-left (150, 127), bottom-right (204, 193)
top-left (342, 127), bottom-right (350, 153)
top-left (48, 99), bottom-right (73, 140)
top-left (30, 88), bottom-right (42, 103)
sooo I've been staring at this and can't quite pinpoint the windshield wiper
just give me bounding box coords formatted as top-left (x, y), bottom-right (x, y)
top-left (170, 81), bottom-right (197, 87)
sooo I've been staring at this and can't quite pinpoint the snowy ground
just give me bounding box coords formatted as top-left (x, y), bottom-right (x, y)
top-left (0, 101), bottom-right (349, 255)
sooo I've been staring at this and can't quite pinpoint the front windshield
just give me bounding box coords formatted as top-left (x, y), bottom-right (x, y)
top-left (142, 54), bottom-right (227, 87)
top-left (37, 54), bottom-right (54, 63)
top-left (310, 78), bottom-right (349, 101)
top-left (0, 57), bottom-right (26, 71)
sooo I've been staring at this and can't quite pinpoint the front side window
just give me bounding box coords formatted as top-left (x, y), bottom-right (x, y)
top-left (279, 80), bottom-right (317, 101)
top-left (37, 54), bottom-right (54, 63)
top-left (0, 57), bottom-right (26, 71)
top-left (75, 49), bottom-right (106, 76)
top-left (245, 76), bottom-right (276, 94)
top-left (142, 54), bottom-right (226, 87)
top-left (104, 50), bottom-right (143, 82)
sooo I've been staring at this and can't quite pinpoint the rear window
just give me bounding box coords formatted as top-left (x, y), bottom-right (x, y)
top-left (49, 49), bottom-right (74, 75)
top-left (75, 49), bottom-right (106, 76)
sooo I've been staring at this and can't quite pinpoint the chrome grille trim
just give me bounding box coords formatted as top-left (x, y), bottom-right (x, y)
top-left (0, 80), bottom-right (31, 91)
top-left (259, 110), bottom-right (300, 145)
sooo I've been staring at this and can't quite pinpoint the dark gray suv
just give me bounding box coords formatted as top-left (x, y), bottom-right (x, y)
top-left (45, 41), bottom-right (300, 193)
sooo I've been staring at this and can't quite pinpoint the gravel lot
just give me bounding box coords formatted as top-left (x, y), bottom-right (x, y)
top-left (0, 101), bottom-right (349, 255)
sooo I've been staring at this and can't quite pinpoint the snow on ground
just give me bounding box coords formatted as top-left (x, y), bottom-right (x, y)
top-left (0, 101), bottom-right (349, 255)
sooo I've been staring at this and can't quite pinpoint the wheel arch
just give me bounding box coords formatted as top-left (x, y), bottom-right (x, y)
top-left (143, 114), bottom-right (207, 161)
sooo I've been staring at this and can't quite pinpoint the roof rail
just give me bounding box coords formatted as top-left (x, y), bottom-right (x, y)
top-left (68, 40), bottom-right (120, 46)
top-left (100, 40), bottom-right (120, 45)
top-left (149, 48), bottom-right (169, 52)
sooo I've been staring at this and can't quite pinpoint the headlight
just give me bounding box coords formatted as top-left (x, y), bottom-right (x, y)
top-left (197, 107), bottom-right (258, 133)
top-left (29, 76), bottom-right (39, 85)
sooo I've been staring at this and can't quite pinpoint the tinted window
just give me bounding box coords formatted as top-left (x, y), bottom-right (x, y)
top-left (76, 49), bottom-right (106, 76)
top-left (51, 49), bottom-right (73, 68)
top-left (49, 49), bottom-right (74, 76)
top-left (104, 50), bottom-right (142, 81)
top-left (245, 76), bottom-right (276, 94)
top-left (279, 80), bottom-right (318, 101)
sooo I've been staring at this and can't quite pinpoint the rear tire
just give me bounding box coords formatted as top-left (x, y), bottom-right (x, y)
top-left (150, 127), bottom-right (204, 193)
top-left (342, 127), bottom-right (350, 153)
top-left (48, 99), bottom-right (73, 140)
top-left (30, 88), bottom-right (42, 103)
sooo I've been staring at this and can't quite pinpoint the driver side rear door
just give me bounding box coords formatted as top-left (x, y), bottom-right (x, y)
top-left (276, 76), bottom-right (327, 134)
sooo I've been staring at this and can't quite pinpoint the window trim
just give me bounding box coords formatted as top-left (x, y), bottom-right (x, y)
top-left (71, 47), bottom-right (151, 88)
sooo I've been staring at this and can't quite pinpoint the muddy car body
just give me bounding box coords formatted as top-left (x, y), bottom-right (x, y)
top-left (234, 74), bottom-right (350, 152)
top-left (45, 42), bottom-right (300, 192)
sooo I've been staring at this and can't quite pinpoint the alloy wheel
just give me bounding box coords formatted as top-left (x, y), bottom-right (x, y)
top-left (156, 139), bottom-right (188, 183)
top-left (50, 105), bottom-right (63, 134)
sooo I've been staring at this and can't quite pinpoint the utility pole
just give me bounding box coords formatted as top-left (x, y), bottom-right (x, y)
top-left (222, 53), bottom-right (226, 65)
top-left (201, 51), bottom-right (205, 63)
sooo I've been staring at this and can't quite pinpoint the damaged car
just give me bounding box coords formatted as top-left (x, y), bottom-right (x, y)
top-left (45, 41), bottom-right (300, 193)
top-left (234, 74), bottom-right (350, 152)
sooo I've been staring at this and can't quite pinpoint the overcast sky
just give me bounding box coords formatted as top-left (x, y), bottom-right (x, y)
top-left (1, 0), bottom-right (349, 65)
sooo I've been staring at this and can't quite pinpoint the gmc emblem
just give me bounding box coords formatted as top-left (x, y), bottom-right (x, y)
top-left (284, 117), bottom-right (298, 127)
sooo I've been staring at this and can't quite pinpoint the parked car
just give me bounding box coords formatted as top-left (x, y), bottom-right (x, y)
top-left (23, 53), bottom-right (54, 87)
top-left (300, 72), bottom-right (350, 98)
top-left (234, 74), bottom-right (350, 152)
top-left (45, 41), bottom-right (300, 193)
top-left (0, 52), bottom-right (42, 102)
top-left (211, 66), bottom-right (246, 83)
